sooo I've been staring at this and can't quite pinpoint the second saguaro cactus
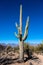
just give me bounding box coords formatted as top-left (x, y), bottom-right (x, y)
top-left (15, 5), bottom-right (29, 61)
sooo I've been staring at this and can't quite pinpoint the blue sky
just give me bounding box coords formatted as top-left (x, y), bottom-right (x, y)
top-left (0, 0), bottom-right (43, 44)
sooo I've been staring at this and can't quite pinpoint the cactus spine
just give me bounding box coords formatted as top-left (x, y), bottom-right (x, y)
top-left (14, 5), bottom-right (29, 61)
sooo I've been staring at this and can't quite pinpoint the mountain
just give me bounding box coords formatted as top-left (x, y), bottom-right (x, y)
top-left (0, 43), bottom-right (18, 47)
top-left (7, 43), bottom-right (18, 47)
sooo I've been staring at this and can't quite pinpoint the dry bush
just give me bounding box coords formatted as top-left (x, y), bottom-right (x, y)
top-left (24, 43), bottom-right (33, 57)
top-left (5, 45), bottom-right (13, 53)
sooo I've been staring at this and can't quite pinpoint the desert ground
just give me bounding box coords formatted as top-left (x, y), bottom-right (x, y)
top-left (0, 51), bottom-right (43, 65)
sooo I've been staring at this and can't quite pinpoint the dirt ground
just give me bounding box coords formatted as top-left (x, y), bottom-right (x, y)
top-left (10, 53), bottom-right (43, 65)
top-left (0, 52), bottom-right (43, 65)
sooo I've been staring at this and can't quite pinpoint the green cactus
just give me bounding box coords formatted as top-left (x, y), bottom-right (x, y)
top-left (14, 5), bottom-right (29, 61)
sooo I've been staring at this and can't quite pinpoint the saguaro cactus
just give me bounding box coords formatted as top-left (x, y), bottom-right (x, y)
top-left (14, 5), bottom-right (29, 61)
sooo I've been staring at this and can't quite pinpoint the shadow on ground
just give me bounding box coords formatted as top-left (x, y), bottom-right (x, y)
top-left (0, 57), bottom-right (18, 65)
top-left (24, 55), bottom-right (40, 63)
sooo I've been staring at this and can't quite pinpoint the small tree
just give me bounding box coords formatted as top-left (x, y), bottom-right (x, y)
top-left (14, 5), bottom-right (29, 61)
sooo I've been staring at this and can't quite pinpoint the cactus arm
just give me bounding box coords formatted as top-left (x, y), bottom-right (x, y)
top-left (14, 32), bottom-right (20, 38)
top-left (20, 5), bottom-right (22, 34)
top-left (15, 22), bottom-right (19, 30)
top-left (22, 16), bottom-right (29, 41)
top-left (15, 22), bottom-right (20, 38)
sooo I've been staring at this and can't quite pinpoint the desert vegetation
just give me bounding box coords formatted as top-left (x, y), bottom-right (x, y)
top-left (0, 42), bottom-right (43, 54)
top-left (24, 43), bottom-right (43, 55)
top-left (0, 43), bottom-right (43, 65)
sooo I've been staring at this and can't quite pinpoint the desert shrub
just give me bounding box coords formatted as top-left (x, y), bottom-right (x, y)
top-left (24, 43), bottom-right (29, 52)
top-left (0, 44), bottom-right (6, 52)
top-left (5, 45), bottom-right (13, 53)
top-left (29, 45), bottom-right (35, 52)
top-left (35, 43), bottom-right (43, 52)
top-left (13, 46), bottom-right (19, 53)
top-left (24, 43), bottom-right (32, 57)
top-left (32, 43), bottom-right (43, 54)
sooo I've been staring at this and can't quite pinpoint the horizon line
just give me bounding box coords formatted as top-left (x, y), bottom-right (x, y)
top-left (0, 40), bottom-right (42, 44)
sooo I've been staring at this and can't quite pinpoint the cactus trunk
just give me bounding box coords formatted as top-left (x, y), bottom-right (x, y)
top-left (19, 5), bottom-right (24, 61)
top-left (19, 40), bottom-right (24, 61)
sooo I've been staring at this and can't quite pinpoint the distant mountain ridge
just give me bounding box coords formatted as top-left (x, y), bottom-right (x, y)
top-left (0, 43), bottom-right (18, 47)
top-left (0, 42), bottom-right (40, 47)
